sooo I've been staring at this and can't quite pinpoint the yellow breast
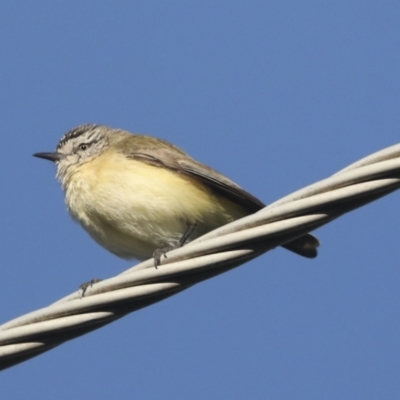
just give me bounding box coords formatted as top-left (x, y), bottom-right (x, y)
top-left (64, 149), bottom-right (248, 260)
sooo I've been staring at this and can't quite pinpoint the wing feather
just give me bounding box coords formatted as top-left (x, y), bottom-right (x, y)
top-left (118, 136), bottom-right (319, 258)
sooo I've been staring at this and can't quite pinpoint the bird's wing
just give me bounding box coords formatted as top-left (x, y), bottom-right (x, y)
top-left (123, 146), bottom-right (265, 213)
top-left (120, 140), bottom-right (319, 258)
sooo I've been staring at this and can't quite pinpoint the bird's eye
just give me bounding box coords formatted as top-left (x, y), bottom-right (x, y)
top-left (79, 143), bottom-right (88, 151)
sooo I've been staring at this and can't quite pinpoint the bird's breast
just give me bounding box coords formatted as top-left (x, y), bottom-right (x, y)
top-left (63, 151), bottom-right (247, 260)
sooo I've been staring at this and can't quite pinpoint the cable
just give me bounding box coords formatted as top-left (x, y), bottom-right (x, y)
top-left (1, 143), bottom-right (400, 371)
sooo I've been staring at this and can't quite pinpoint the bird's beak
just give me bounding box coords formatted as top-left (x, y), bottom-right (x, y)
top-left (33, 152), bottom-right (63, 162)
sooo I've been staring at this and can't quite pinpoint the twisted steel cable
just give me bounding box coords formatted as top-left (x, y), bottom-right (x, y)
top-left (1, 143), bottom-right (400, 371)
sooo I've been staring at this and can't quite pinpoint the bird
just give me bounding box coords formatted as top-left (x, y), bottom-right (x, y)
top-left (33, 124), bottom-right (319, 265)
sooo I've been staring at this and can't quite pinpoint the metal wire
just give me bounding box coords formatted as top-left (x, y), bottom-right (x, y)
top-left (1, 143), bottom-right (400, 371)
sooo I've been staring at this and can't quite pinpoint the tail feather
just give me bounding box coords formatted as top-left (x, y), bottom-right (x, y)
top-left (282, 233), bottom-right (320, 258)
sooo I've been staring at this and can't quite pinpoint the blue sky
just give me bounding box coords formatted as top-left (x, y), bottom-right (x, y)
top-left (1, 2), bottom-right (399, 399)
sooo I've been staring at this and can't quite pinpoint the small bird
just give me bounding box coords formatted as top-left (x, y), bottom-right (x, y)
top-left (34, 124), bottom-right (319, 264)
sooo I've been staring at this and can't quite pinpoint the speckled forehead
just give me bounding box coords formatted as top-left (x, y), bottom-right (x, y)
top-left (57, 124), bottom-right (100, 150)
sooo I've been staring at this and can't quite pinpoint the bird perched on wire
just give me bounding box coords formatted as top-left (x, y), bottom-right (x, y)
top-left (34, 124), bottom-right (319, 265)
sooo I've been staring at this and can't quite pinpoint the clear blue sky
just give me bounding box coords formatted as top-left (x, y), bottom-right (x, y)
top-left (1, 2), bottom-right (399, 399)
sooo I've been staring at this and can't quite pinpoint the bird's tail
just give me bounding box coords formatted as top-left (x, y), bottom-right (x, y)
top-left (282, 233), bottom-right (320, 258)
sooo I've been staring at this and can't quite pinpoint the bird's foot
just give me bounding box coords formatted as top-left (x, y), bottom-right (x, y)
top-left (79, 278), bottom-right (102, 297)
top-left (152, 223), bottom-right (197, 268)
